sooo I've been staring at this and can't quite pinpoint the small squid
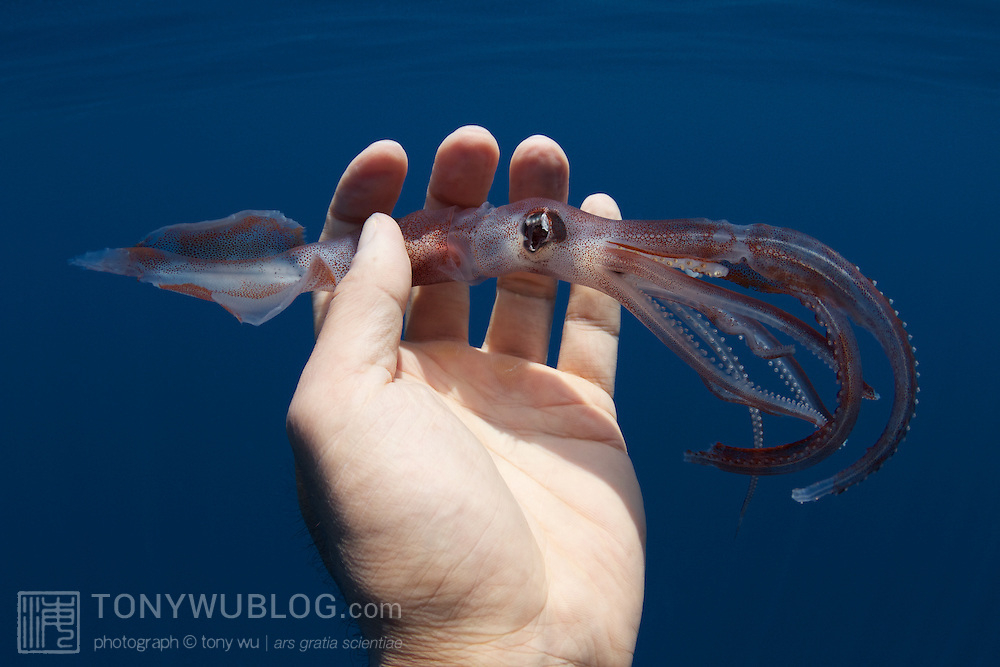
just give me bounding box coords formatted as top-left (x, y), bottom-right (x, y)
top-left (73, 198), bottom-right (918, 502)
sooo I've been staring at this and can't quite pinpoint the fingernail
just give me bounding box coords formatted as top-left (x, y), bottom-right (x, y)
top-left (357, 214), bottom-right (380, 251)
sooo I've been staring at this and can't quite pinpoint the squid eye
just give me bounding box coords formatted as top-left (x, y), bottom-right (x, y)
top-left (522, 212), bottom-right (551, 252)
top-left (521, 209), bottom-right (566, 253)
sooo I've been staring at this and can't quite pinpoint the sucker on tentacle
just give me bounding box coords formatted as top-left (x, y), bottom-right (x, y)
top-left (72, 197), bottom-right (917, 502)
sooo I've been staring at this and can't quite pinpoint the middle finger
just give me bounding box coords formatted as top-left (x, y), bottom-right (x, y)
top-left (482, 135), bottom-right (569, 363)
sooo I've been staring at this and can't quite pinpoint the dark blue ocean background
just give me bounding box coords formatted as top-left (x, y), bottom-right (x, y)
top-left (4, 1), bottom-right (998, 664)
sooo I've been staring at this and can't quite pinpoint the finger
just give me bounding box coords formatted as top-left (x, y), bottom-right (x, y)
top-left (312, 140), bottom-right (408, 336)
top-left (405, 125), bottom-right (500, 343)
top-left (305, 213), bottom-right (411, 389)
top-left (481, 135), bottom-right (569, 363)
top-left (556, 194), bottom-right (622, 397)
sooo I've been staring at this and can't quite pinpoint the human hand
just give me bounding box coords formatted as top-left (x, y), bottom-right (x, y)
top-left (287, 126), bottom-right (645, 666)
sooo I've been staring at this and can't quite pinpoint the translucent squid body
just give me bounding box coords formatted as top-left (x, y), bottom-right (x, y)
top-left (72, 199), bottom-right (918, 502)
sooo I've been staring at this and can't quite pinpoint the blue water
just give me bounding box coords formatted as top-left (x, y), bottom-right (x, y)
top-left (4, 1), bottom-right (998, 665)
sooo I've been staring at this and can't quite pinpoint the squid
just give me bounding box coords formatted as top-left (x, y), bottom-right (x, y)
top-left (72, 199), bottom-right (918, 502)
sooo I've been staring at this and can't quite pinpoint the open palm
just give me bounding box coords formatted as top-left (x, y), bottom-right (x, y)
top-left (287, 127), bottom-right (645, 666)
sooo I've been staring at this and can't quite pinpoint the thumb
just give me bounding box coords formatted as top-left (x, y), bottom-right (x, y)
top-left (310, 212), bottom-right (412, 384)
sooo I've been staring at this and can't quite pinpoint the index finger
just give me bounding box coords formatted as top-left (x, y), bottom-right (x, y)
top-left (312, 140), bottom-right (408, 336)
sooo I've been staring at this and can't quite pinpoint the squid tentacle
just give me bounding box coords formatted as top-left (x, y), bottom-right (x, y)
top-left (608, 242), bottom-right (879, 401)
top-left (667, 300), bottom-right (830, 425)
top-left (684, 297), bottom-right (864, 477)
top-left (603, 245), bottom-right (835, 429)
top-left (609, 251), bottom-right (853, 473)
top-left (601, 254), bottom-right (830, 428)
top-left (668, 300), bottom-right (827, 422)
top-left (723, 225), bottom-right (916, 500)
top-left (599, 214), bottom-right (915, 500)
top-left (700, 306), bottom-right (831, 419)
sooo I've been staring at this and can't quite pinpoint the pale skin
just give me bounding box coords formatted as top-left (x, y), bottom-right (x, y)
top-left (286, 126), bottom-right (645, 666)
